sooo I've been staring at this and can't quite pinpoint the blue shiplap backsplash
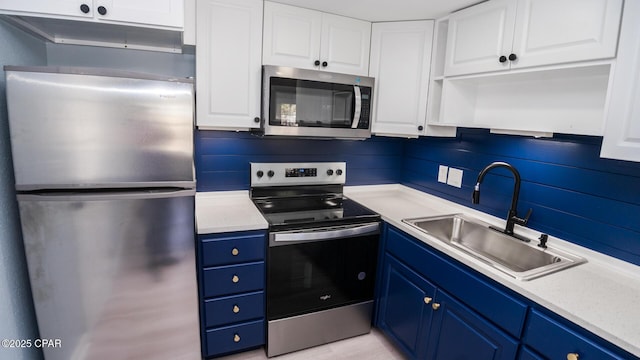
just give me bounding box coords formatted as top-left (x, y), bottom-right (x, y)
top-left (194, 128), bottom-right (640, 266)
top-left (195, 130), bottom-right (404, 191)
top-left (402, 128), bottom-right (640, 267)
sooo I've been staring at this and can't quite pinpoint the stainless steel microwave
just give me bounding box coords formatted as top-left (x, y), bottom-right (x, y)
top-left (258, 65), bottom-right (374, 139)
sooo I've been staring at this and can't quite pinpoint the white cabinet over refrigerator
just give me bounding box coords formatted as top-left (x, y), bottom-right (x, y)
top-left (0, 0), bottom-right (184, 29)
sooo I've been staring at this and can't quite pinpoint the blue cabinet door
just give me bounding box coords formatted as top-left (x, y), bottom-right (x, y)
top-left (426, 290), bottom-right (520, 360)
top-left (378, 254), bottom-right (435, 359)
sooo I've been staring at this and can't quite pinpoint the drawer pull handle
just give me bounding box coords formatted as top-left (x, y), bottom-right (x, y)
top-left (423, 297), bottom-right (432, 304)
top-left (232, 275), bottom-right (239, 283)
top-left (567, 354), bottom-right (579, 360)
top-left (233, 334), bottom-right (241, 343)
top-left (432, 303), bottom-right (441, 310)
top-left (231, 248), bottom-right (239, 256)
top-left (233, 305), bottom-right (240, 314)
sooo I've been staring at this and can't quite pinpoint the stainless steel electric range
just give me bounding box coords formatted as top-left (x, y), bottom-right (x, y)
top-left (250, 162), bottom-right (380, 357)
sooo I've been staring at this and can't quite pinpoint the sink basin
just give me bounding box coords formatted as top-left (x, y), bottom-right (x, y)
top-left (402, 214), bottom-right (586, 280)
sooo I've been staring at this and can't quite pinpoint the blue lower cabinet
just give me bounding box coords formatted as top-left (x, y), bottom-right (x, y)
top-left (378, 252), bottom-right (518, 360)
top-left (198, 230), bottom-right (267, 359)
top-left (205, 319), bottom-right (265, 357)
top-left (378, 254), bottom-right (434, 358)
top-left (427, 291), bottom-right (519, 360)
top-left (377, 224), bottom-right (638, 360)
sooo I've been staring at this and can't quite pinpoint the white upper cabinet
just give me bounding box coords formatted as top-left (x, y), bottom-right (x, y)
top-left (444, 0), bottom-right (623, 77)
top-left (601, 0), bottom-right (640, 162)
top-left (263, 1), bottom-right (371, 76)
top-left (196, 0), bottom-right (263, 130)
top-left (369, 21), bottom-right (434, 137)
top-left (0, 0), bottom-right (184, 29)
top-left (319, 12), bottom-right (371, 76)
top-left (98, 0), bottom-right (184, 28)
top-left (262, 3), bottom-right (322, 71)
top-left (0, 0), bottom-right (92, 19)
top-left (444, 0), bottom-right (516, 77)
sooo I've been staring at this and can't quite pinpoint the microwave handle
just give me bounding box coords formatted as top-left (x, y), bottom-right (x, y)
top-left (351, 85), bottom-right (362, 129)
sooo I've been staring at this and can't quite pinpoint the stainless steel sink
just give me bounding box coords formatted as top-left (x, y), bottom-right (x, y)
top-left (402, 214), bottom-right (586, 280)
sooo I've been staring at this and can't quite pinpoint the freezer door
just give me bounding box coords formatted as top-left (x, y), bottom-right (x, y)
top-left (5, 69), bottom-right (195, 190)
top-left (18, 190), bottom-right (200, 360)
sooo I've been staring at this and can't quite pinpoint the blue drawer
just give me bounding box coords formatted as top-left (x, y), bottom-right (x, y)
top-left (523, 309), bottom-right (625, 360)
top-left (205, 319), bottom-right (264, 357)
top-left (205, 291), bottom-right (265, 328)
top-left (201, 232), bottom-right (265, 267)
top-left (203, 261), bottom-right (264, 298)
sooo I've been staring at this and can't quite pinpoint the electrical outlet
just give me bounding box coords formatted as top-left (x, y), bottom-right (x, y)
top-left (438, 165), bottom-right (448, 183)
top-left (447, 168), bottom-right (463, 188)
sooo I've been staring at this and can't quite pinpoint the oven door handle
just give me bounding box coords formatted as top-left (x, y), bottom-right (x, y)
top-left (272, 223), bottom-right (379, 244)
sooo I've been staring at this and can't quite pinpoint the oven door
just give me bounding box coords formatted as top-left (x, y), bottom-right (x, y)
top-left (267, 222), bottom-right (379, 321)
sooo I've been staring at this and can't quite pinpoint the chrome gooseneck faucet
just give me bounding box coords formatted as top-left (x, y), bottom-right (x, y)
top-left (472, 161), bottom-right (532, 237)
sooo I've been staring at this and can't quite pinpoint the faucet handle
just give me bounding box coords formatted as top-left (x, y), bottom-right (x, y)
top-left (513, 208), bottom-right (533, 226)
top-left (522, 208), bottom-right (532, 224)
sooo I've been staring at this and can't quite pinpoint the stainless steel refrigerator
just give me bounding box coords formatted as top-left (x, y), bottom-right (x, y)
top-left (4, 66), bottom-right (200, 360)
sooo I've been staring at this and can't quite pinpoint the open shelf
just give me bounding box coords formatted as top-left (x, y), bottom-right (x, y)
top-left (438, 63), bottom-right (612, 136)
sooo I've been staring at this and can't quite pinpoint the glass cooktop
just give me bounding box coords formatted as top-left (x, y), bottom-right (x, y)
top-left (252, 195), bottom-right (379, 230)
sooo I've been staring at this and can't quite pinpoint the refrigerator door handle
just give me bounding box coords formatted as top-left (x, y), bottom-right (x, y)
top-left (17, 188), bottom-right (196, 201)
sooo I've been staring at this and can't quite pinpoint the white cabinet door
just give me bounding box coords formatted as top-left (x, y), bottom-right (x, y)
top-left (511, 0), bottom-right (622, 69)
top-left (320, 13), bottom-right (371, 76)
top-left (196, 0), bottom-right (263, 130)
top-left (262, 1), bottom-right (322, 71)
top-left (444, 0), bottom-right (516, 76)
top-left (369, 21), bottom-right (433, 137)
top-left (97, 0), bottom-right (184, 28)
top-left (601, 0), bottom-right (640, 162)
top-left (263, 1), bottom-right (371, 75)
top-left (0, 0), bottom-right (184, 28)
top-left (0, 0), bottom-right (92, 18)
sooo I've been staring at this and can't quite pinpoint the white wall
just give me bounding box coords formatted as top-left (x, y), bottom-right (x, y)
top-left (0, 19), bottom-right (47, 360)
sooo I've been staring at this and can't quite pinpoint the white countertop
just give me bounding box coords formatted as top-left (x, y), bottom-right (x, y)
top-left (195, 191), bottom-right (268, 234)
top-left (344, 184), bottom-right (640, 357)
top-left (195, 186), bottom-right (640, 356)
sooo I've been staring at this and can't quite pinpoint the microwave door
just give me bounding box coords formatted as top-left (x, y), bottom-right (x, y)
top-left (332, 91), bottom-right (352, 124)
top-left (351, 86), bottom-right (362, 129)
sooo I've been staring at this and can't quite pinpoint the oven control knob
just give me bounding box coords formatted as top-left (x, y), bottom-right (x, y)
top-left (327, 169), bottom-right (334, 175)
top-left (336, 169), bottom-right (343, 176)
top-left (267, 170), bottom-right (275, 178)
top-left (256, 170), bottom-right (264, 178)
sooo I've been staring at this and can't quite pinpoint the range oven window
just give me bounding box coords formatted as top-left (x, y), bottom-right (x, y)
top-left (267, 233), bottom-right (379, 321)
top-left (270, 77), bottom-right (363, 128)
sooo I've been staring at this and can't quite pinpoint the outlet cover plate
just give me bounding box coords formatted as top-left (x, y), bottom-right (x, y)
top-left (447, 168), bottom-right (463, 188)
top-left (438, 165), bottom-right (448, 183)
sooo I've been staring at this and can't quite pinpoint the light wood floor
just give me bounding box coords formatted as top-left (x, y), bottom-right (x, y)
top-left (218, 329), bottom-right (406, 360)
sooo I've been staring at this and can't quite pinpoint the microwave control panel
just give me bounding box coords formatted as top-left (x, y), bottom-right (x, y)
top-left (357, 87), bottom-right (372, 129)
top-left (251, 162), bottom-right (346, 187)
